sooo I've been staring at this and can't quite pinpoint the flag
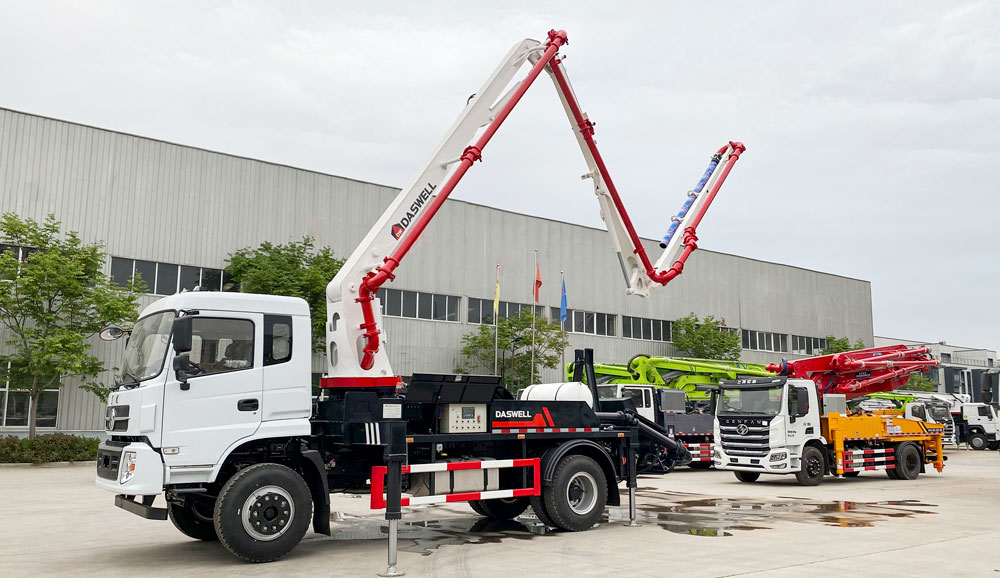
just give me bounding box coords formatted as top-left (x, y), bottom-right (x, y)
top-left (493, 264), bottom-right (501, 319)
top-left (560, 278), bottom-right (568, 323)
top-left (533, 263), bottom-right (542, 303)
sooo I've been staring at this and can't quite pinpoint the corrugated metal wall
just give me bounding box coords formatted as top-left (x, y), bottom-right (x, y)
top-left (0, 108), bottom-right (874, 432)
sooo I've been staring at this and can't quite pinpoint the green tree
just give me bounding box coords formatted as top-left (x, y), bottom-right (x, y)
top-left (670, 313), bottom-right (741, 361)
top-left (904, 373), bottom-right (937, 392)
top-left (822, 336), bottom-right (867, 355)
top-left (226, 237), bottom-right (344, 351)
top-left (459, 309), bottom-right (569, 390)
top-left (0, 214), bottom-right (141, 438)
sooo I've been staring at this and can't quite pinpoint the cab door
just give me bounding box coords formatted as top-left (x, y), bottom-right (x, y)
top-left (623, 386), bottom-right (656, 422)
top-left (785, 385), bottom-right (817, 448)
top-left (161, 313), bottom-right (263, 467)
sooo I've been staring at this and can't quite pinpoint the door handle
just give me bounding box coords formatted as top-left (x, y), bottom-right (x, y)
top-left (237, 399), bottom-right (259, 412)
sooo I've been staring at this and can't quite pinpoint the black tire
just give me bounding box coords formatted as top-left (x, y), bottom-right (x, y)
top-left (168, 500), bottom-right (218, 541)
top-left (894, 443), bottom-right (922, 480)
top-left (542, 455), bottom-right (608, 532)
top-left (468, 500), bottom-right (490, 516)
top-left (529, 495), bottom-right (558, 528)
top-left (886, 465), bottom-right (900, 479)
top-left (842, 471), bottom-right (860, 478)
top-left (795, 446), bottom-right (825, 486)
top-left (968, 433), bottom-right (988, 450)
top-left (734, 471), bottom-right (760, 483)
top-left (214, 463), bottom-right (312, 563)
top-left (475, 497), bottom-right (530, 520)
top-left (688, 461), bottom-right (713, 470)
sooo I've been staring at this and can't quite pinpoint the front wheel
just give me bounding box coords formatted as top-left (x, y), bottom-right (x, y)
top-left (795, 446), bottom-right (825, 486)
top-left (168, 500), bottom-right (218, 541)
top-left (214, 463), bottom-right (312, 563)
top-left (542, 454), bottom-right (608, 532)
top-left (734, 471), bottom-right (760, 483)
top-left (968, 433), bottom-right (988, 450)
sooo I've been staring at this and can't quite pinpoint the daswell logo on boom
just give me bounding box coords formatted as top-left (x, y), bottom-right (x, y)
top-left (390, 183), bottom-right (437, 240)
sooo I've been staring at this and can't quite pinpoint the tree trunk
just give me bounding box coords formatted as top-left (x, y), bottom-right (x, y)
top-left (28, 387), bottom-right (39, 440)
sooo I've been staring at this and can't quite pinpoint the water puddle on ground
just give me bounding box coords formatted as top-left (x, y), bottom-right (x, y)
top-left (610, 491), bottom-right (937, 536)
top-left (319, 494), bottom-right (936, 554)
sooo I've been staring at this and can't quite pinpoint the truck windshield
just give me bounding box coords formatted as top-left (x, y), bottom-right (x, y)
top-left (718, 386), bottom-right (783, 415)
top-left (118, 311), bottom-right (176, 386)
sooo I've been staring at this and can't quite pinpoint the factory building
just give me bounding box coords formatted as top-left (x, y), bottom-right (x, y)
top-left (0, 108), bottom-right (874, 436)
top-left (873, 336), bottom-right (997, 400)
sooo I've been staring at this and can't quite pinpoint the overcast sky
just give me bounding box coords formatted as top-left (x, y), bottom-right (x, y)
top-left (2, 1), bottom-right (998, 354)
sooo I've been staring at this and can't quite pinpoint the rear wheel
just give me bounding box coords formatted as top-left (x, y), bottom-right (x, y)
top-left (795, 446), bottom-right (825, 486)
top-left (473, 497), bottom-right (529, 520)
top-left (734, 471), bottom-right (760, 483)
top-left (468, 500), bottom-right (490, 516)
top-left (214, 463), bottom-right (312, 563)
top-left (168, 500), bottom-right (218, 541)
top-left (968, 433), bottom-right (988, 450)
top-left (529, 495), bottom-right (558, 528)
top-left (543, 454), bottom-right (608, 532)
top-left (894, 443), bottom-right (922, 480)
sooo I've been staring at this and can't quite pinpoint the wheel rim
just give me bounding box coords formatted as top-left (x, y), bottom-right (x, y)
top-left (906, 452), bottom-right (919, 472)
top-left (807, 456), bottom-right (822, 477)
top-left (241, 486), bottom-right (294, 541)
top-left (566, 471), bottom-right (598, 515)
top-left (971, 437), bottom-right (985, 449)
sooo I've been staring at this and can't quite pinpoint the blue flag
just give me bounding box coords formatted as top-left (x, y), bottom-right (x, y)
top-left (560, 278), bottom-right (568, 323)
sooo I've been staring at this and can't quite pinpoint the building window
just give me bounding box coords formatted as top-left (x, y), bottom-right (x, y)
top-left (743, 330), bottom-right (789, 353)
top-left (790, 335), bottom-right (828, 355)
top-left (468, 298), bottom-right (544, 325)
top-left (554, 308), bottom-right (616, 336)
top-left (622, 316), bottom-right (668, 342)
top-left (940, 352), bottom-right (952, 363)
top-left (378, 289), bottom-right (460, 323)
top-left (110, 256), bottom-right (229, 294)
top-left (0, 362), bottom-right (59, 428)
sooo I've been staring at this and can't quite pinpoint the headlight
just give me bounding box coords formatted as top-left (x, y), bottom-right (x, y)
top-left (120, 451), bottom-right (137, 484)
top-left (769, 452), bottom-right (787, 462)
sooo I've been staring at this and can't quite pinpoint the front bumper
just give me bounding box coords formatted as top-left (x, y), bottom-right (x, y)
top-left (94, 442), bottom-right (166, 496)
top-left (714, 447), bottom-right (794, 474)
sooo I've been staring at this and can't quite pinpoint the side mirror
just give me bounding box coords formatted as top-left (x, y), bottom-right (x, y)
top-left (99, 325), bottom-right (126, 341)
top-left (172, 316), bottom-right (192, 353)
top-left (173, 353), bottom-right (192, 390)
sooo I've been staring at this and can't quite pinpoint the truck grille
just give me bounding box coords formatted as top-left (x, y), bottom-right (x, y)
top-left (718, 416), bottom-right (771, 457)
top-left (105, 405), bottom-right (130, 432)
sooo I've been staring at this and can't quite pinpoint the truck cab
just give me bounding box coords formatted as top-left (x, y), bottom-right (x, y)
top-left (958, 403), bottom-right (999, 450)
top-left (96, 292), bottom-right (312, 497)
top-left (713, 376), bottom-right (818, 477)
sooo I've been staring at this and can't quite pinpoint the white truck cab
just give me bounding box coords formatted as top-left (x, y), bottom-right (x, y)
top-left (713, 377), bottom-right (821, 479)
top-left (96, 292), bottom-right (312, 497)
top-left (959, 403), bottom-right (999, 450)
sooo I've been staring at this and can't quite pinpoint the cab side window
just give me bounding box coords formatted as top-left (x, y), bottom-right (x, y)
top-left (264, 315), bottom-right (293, 366)
top-left (787, 388), bottom-right (798, 415)
top-left (188, 318), bottom-right (255, 375)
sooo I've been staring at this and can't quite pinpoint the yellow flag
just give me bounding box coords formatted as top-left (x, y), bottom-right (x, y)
top-left (493, 264), bottom-right (501, 317)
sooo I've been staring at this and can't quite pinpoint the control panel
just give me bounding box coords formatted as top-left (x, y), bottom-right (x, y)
top-left (439, 404), bottom-right (487, 433)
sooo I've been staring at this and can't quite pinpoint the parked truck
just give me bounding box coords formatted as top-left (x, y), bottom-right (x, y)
top-left (95, 29), bottom-right (744, 567)
top-left (884, 390), bottom-right (999, 450)
top-left (714, 345), bottom-right (946, 485)
top-left (573, 355), bottom-right (774, 470)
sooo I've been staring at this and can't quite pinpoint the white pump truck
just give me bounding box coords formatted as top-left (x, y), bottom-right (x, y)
top-left (95, 29), bottom-right (746, 568)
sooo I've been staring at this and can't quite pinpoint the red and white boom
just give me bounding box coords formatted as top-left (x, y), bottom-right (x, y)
top-left (324, 30), bottom-right (745, 383)
top-left (766, 345), bottom-right (940, 400)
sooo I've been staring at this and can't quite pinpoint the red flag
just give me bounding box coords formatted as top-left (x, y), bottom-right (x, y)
top-left (534, 263), bottom-right (542, 302)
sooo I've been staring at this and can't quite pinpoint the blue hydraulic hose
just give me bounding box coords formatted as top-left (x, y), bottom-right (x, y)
top-left (659, 156), bottom-right (721, 249)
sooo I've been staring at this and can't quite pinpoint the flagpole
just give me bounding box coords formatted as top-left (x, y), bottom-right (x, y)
top-left (531, 250), bottom-right (538, 383)
top-left (494, 263), bottom-right (500, 376)
top-left (560, 270), bottom-right (566, 376)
